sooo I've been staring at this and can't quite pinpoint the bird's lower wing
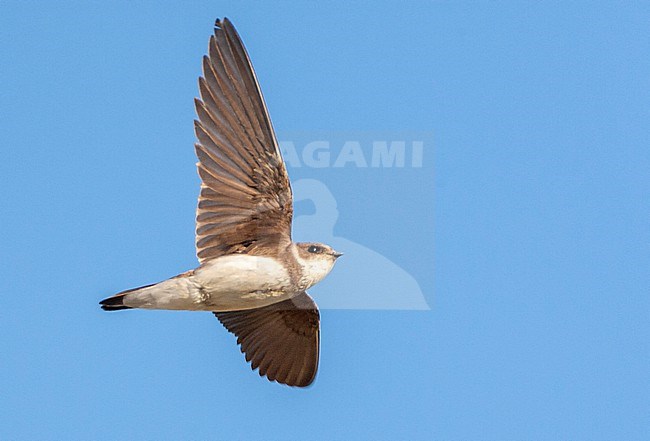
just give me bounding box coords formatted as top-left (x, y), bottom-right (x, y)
top-left (214, 292), bottom-right (320, 387)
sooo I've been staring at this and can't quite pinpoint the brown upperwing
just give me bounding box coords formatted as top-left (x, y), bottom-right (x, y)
top-left (194, 17), bottom-right (293, 262)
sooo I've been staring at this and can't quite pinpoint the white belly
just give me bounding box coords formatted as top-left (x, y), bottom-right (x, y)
top-left (124, 254), bottom-right (294, 311)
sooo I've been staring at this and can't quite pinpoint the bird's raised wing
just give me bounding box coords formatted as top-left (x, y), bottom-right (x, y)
top-left (214, 292), bottom-right (320, 387)
top-left (194, 18), bottom-right (293, 262)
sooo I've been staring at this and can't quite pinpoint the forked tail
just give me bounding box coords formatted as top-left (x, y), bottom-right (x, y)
top-left (99, 284), bottom-right (154, 311)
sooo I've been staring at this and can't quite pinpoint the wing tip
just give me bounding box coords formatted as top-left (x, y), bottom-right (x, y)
top-left (214, 17), bottom-right (232, 31)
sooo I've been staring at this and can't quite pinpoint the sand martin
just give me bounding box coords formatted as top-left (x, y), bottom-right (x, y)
top-left (100, 18), bottom-right (342, 387)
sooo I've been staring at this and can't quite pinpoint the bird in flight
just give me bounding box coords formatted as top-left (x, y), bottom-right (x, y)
top-left (100, 18), bottom-right (342, 387)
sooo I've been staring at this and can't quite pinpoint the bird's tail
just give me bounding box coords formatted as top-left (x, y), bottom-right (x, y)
top-left (99, 284), bottom-right (154, 311)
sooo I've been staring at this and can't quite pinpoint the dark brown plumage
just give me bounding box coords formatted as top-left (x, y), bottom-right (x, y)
top-left (196, 18), bottom-right (320, 387)
top-left (194, 18), bottom-right (293, 261)
top-left (215, 292), bottom-right (320, 387)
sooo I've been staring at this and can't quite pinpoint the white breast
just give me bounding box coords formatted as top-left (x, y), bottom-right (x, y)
top-left (194, 254), bottom-right (289, 291)
top-left (195, 254), bottom-right (291, 294)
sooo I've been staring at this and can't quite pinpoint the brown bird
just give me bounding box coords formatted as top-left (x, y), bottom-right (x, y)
top-left (100, 18), bottom-right (342, 387)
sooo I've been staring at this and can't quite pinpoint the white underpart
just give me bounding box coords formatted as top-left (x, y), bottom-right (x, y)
top-left (123, 255), bottom-right (292, 312)
top-left (292, 247), bottom-right (336, 290)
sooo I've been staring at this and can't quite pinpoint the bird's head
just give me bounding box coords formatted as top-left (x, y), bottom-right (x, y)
top-left (294, 242), bottom-right (343, 289)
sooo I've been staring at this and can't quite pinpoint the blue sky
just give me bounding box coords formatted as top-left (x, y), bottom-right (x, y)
top-left (1, 1), bottom-right (648, 440)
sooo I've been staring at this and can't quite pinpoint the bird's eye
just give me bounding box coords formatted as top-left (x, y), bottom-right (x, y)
top-left (308, 245), bottom-right (321, 254)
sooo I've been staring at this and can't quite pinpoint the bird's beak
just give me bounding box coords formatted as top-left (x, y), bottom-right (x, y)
top-left (332, 251), bottom-right (343, 258)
